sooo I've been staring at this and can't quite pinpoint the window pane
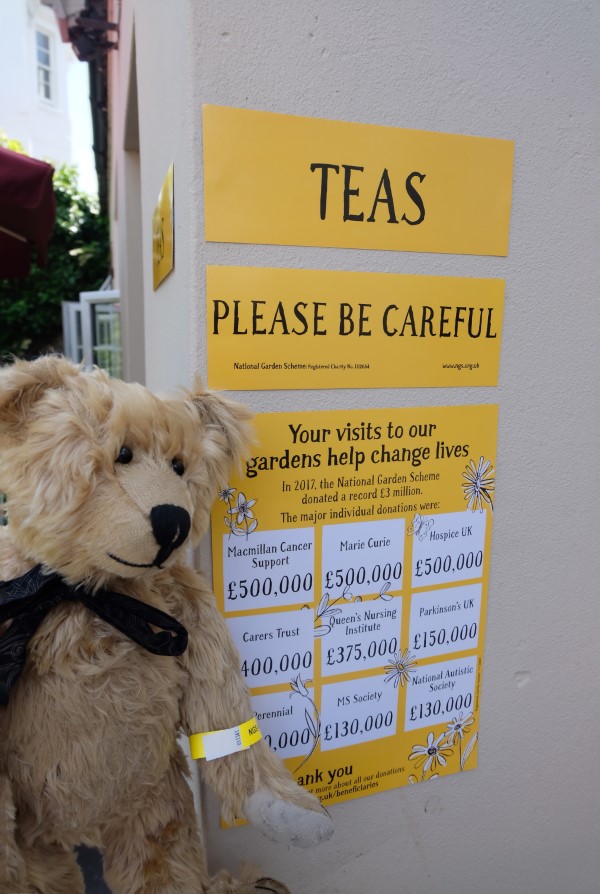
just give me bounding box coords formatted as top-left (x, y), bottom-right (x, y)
top-left (38, 68), bottom-right (50, 100)
top-left (91, 304), bottom-right (123, 378)
top-left (36, 31), bottom-right (52, 101)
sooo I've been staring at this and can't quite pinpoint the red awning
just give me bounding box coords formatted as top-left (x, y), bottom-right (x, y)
top-left (0, 147), bottom-right (56, 278)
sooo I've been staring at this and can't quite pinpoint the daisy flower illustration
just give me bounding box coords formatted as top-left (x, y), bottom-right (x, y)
top-left (224, 491), bottom-right (258, 537)
top-left (462, 456), bottom-right (495, 512)
top-left (229, 492), bottom-right (256, 524)
top-left (444, 712), bottom-right (475, 746)
top-left (409, 731), bottom-right (453, 775)
top-left (384, 649), bottom-right (417, 688)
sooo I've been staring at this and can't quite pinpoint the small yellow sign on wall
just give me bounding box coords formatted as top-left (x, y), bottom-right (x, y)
top-left (207, 266), bottom-right (504, 389)
top-left (152, 162), bottom-right (174, 290)
top-left (203, 106), bottom-right (514, 256)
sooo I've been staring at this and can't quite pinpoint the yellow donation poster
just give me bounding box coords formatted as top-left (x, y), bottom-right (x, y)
top-left (211, 405), bottom-right (498, 806)
top-left (207, 266), bottom-right (504, 389)
top-left (203, 105), bottom-right (514, 256)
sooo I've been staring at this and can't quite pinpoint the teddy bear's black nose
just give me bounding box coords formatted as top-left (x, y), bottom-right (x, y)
top-left (150, 504), bottom-right (191, 565)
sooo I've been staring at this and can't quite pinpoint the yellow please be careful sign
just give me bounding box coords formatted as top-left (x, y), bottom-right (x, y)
top-left (203, 105), bottom-right (514, 256)
top-left (207, 266), bottom-right (504, 389)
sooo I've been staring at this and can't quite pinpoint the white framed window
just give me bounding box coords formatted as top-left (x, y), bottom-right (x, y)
top-left (80, 291), bottom-right (123, 379)
top-left (36, 29), bottom-right (53, 102)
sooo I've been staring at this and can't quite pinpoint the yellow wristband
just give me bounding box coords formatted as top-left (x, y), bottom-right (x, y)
top-left (189, 717), bottom-right (262, 761)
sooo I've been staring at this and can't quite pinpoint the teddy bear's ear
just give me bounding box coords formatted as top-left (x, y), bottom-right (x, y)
top-left (188, 378), bottom-right (254, 471)
top-left (0, 355), bottom-right (79, 437)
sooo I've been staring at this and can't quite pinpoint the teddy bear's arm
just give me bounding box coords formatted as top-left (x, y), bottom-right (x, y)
top-left (174, 565), bottom-right (333, 848)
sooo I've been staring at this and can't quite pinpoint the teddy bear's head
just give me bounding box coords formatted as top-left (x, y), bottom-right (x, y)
top-left (0, 356), bottom-right (252, 587)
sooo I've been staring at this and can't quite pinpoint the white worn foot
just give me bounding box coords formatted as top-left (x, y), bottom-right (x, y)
top-left (245, 790), bottom-right (333, 848)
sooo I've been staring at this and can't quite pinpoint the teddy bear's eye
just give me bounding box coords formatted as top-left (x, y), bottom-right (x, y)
top-left (116, 446), bottom-right (133, 464)
top-left (172, 458), bottom-right (185, 476)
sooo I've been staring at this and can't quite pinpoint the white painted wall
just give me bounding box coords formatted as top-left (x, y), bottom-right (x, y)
top-left (0, 0), bottom-right (75, 165)
top-left (129, 1), bottom-right (600, 891)
top-left (108, 1), bottom-right (145, 383)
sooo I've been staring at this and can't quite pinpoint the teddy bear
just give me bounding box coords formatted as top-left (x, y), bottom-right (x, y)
top-left (0, 355), bottom-right (332, 894)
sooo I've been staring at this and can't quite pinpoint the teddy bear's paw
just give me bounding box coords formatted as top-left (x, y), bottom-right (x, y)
top-left (209, 870), bottom-right (291, 894)
top-left (245, 790), bottom-right (333, 849)
top-left (237, 878), bottom-right (291, 894)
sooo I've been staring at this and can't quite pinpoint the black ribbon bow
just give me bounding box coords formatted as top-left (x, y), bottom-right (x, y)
top-left (0, 565), bottom-right (188, 706)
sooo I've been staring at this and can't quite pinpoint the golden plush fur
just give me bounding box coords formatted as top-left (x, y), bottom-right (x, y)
top-left (0, 357), bottom-right (331, 894)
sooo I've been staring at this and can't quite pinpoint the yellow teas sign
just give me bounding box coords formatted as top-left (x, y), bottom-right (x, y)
top-left (207, 266), bottom-right (504, 389)
top-left (211, 405), bottom-right (498, 806)
top-left (203, 105), bottom-right (514, 256)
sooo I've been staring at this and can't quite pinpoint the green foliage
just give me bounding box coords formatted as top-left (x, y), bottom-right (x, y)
top-left (0, 133), bottom-right (26, 153)
top-left (0, 137), bottom-right (109, 359)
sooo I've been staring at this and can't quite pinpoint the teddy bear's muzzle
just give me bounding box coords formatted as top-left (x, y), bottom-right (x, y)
top-left (108, 503), bottom-right (191, 569)
top-left (150, 504), bottom-right (191, 566)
